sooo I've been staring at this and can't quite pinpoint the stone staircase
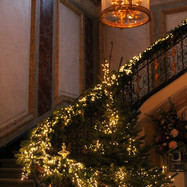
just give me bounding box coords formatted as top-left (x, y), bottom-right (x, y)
top-left (0, 134), bottom-right (48, 187)
top-left (0, 159), bottom-right (37, 187)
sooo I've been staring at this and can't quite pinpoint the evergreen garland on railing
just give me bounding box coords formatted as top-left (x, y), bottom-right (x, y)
top-left (119, 19), bottom-right (187, 74)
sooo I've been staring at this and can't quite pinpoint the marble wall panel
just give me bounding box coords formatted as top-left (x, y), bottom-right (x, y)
top-left (166, 11), bottom-right (187, 31)
top-left (150, 1), bottom-right (187, 43)
top-left (102, 24), bottom-right (150, 71)
top-left (58, 2), bottom-right (81, 99)
top-left (38, 0), bottom-right (53, 116)
top-left (0, 0), bottom-right (31, 128)
top-left (85, 16), bottom-right (94, 89)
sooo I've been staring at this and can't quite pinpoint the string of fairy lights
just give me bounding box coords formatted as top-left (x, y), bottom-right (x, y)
top-left (19, 60), bottom-right (118, 186)
top-left (17, 18), bottom-right (187, 187)
top-left (18, 61), bottom-right (170, 186)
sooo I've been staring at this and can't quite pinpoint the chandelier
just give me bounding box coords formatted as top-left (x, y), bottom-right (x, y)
top-left (100, 0), bottom-right (151, 29)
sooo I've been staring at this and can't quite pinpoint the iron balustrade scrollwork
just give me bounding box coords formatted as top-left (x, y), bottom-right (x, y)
top-left (124, 30), bottom-right (187, 108)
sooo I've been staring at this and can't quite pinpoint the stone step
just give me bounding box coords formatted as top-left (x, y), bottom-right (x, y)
top-left (0, 159), bottom-right (21, 168)
top-left (0, 168), bottom-right (22, 178)
top-left (0, 178), bottom-right (36, 187)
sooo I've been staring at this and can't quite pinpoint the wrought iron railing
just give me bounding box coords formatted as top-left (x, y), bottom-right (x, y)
top-left (122, 23), bottom-right (187, 108)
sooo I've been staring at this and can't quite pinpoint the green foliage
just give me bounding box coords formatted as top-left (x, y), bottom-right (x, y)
top-left (16, 69), bottom-right (172, 186)
top-left (15, 17), bottom-right (187, 187)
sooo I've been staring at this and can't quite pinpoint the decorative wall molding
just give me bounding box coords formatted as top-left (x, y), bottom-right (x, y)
top-left (29, 0), bottom-right (37, 117)
top-left (150, 1), bottom-right (187, 43)
top-left (150, 0), bottom-right (187, 7)
top-left (0, 0), bottom-right (37, 138)
top-left (55, 0), bottom-right (60, 106)
top-left (149, 11), bottom-right (156, 44)
top-left (67, 0), bottom-right (97, 17)
top-left (0, 0), bottom-right (98, 147)
top-left (55, 0), bottom-right (83, 105)
top-left (0, 114), bottom-right (33, 139)
top-left (84, 16), bottom-right (94, 89)
top-left (160, 6), bottom-right (187, 37)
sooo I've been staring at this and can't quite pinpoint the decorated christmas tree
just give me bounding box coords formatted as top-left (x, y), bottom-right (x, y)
top-left (16, 61), bottom-right (173, 186)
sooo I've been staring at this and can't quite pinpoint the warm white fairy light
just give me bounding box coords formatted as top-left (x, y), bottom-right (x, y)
top-left (115, 167), bottom-right (127, 186)
top-left (17, 19), bottom-right (187, 186)
top-left (162, 165), bottom-right (167, 173)
top-left (88, 140), bottom-right (105, 153)
top-left (127, 138), bottom-right (137, 156)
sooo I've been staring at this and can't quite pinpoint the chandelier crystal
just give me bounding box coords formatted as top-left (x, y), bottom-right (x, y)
top-left (101, 0), bottom-right (151, 29)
